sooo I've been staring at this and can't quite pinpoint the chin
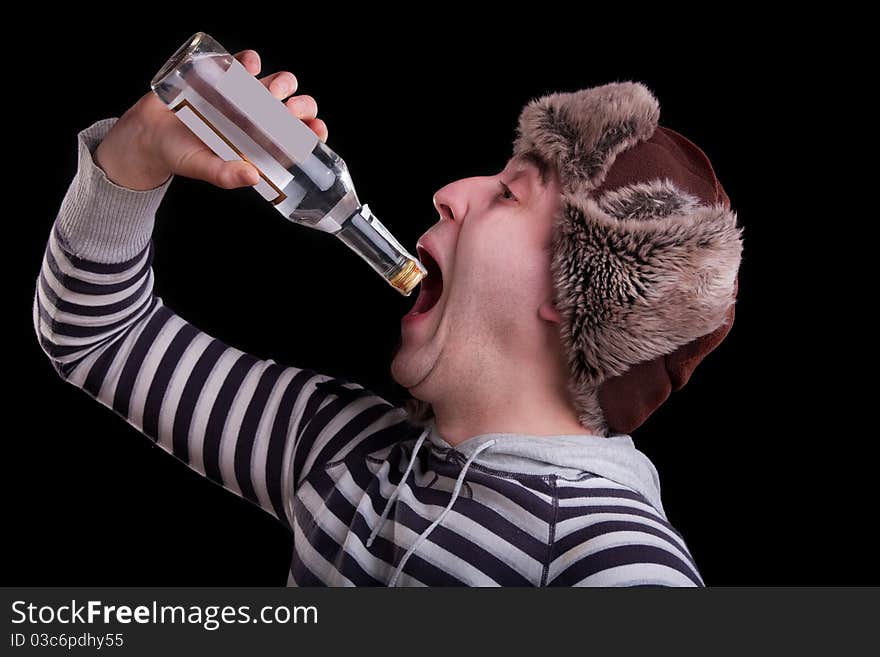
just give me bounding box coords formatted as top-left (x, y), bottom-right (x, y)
top-left (389, 348), bottom-right (419, 390)
top-left (390, 346), bottom-right (435, 396)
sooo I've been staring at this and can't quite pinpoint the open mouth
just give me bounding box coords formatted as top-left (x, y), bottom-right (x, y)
top-left (410, 245), bottom-right (444, 315)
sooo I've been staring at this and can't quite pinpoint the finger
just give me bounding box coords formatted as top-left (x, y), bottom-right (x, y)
top-left (233, 49), bottom-right (261, 76)
top-left (304, 118), bottom-right (328, 143)
top-left (285, 94), bottom-right (318, 120)
top-left (258, 71), bottom-right (299, 100)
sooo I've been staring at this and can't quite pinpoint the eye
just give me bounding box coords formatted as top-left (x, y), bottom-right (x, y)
top-left (498, 181), bottom-right (518, 202)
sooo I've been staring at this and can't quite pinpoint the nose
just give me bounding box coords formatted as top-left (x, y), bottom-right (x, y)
top-left (435, 200), bottom-right (455, 223)
top-left (432, 177), bottom-right (472, 224)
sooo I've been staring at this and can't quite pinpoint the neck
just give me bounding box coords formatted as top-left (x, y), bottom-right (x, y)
top-left (428, 368), bottom-right (597, 448)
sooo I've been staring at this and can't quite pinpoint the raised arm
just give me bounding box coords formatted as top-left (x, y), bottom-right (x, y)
top-left (33, 52), bottom-right (407, 532)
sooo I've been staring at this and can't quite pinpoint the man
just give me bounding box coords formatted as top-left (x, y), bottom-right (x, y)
top-left (33, 48), bottom-right (742, 586)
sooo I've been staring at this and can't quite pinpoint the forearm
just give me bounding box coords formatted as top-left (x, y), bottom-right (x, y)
top-left (35, 117), bottom-right (173, 383)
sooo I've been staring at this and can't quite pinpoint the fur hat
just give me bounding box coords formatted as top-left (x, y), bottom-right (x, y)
top-left (511, 81), bottom-right (743, 436)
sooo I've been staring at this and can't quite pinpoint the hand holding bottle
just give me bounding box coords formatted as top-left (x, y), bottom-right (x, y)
top-left (94, 49), bottom-right (327, 192)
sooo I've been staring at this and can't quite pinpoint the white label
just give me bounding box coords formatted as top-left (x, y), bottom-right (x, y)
top-left (174, 103), bottom-right (278, 202)
top-left (216, 59), bottom-right (319, 165)
top-left (171, 86), bottom-right (294, 193)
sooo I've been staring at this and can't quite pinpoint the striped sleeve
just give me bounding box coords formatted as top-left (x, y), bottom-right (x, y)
top-left (546, 477), bottom-right (706, 587)
top-left (33, 117), bottom-right (405, 532)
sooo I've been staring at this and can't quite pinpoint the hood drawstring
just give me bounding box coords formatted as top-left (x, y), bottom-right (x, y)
top-left (388, 438), bottom-right (497, 587)
top-left (366, 427), bottom-right (430, 549)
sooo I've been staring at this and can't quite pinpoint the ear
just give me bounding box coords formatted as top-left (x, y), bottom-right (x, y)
top-left (538, 299), bottom-right (561, 323)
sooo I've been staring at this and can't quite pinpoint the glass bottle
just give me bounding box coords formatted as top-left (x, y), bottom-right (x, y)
top-left (150, 31), bottom-right (426, 296)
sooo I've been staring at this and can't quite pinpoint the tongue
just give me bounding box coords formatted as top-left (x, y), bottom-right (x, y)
top-left (412, 271), bottom-right (443, 313)
top-left (413, 284), bottom-right (436, 314)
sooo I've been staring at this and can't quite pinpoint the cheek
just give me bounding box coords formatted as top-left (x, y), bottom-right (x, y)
top-left (457, 227), bottom-right (550, 301)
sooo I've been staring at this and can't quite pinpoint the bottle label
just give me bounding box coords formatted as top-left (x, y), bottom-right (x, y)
top-left (172, 98), bottom-right (284, 203)
top-left (216, 59), bottom-right (319, 165)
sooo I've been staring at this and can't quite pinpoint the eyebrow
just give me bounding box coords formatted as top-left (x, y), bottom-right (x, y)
top-left (510, 152), bottom-right (550, 190)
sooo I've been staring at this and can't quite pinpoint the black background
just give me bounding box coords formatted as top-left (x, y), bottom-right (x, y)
top-left (10, 13), bottom-right (869, 586)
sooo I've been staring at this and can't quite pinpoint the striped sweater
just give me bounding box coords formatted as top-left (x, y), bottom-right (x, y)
top-left (33, 117), bottom-right (705, 587)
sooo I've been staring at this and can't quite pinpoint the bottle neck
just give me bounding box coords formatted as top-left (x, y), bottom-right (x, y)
top-left (335, 204), bottom-right (426, 296)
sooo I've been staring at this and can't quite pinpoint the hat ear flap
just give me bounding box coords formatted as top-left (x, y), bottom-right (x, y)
top-left (598, 275), bottom-right (739, 435)
top-left (552, 180), bottom-right (743, 391)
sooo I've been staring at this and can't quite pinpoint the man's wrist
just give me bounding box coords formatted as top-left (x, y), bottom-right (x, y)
top-left (54, 116), bottom-right (173, 264)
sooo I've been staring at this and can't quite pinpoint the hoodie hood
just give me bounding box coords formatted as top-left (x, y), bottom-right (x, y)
top-left (424, 418), bottom-right (667, 520)
top-left (367, 417), bottom-right (668, 586)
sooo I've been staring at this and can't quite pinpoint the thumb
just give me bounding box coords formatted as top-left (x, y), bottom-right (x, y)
top-left (218, 160), bottom-right (260, 189)
top-left (176, 149), bottom-right (260, 189)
